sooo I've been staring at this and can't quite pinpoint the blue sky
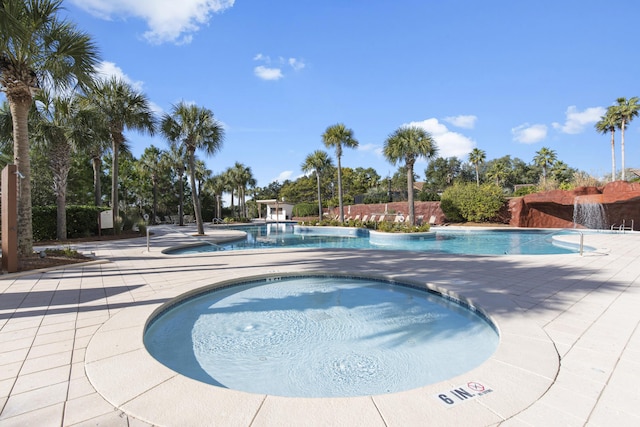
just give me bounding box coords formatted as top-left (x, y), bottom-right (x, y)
top-left (50, 1), bottom-right (640, 186)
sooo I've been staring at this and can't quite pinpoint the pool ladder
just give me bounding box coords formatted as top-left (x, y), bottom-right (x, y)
top-left (611, 219), bottom-right (634, 232)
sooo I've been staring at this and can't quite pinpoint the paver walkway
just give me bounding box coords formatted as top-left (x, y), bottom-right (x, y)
top-left (1, 225), bottom-right (639, 426)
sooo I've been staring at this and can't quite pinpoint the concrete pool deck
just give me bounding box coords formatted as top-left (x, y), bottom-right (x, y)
top-left (0, 225), bottom-right (639, 426)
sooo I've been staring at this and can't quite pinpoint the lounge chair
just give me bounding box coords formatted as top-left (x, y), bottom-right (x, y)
top-left (369, 214), bottom-right (376, 222)
top-left (394, 214), bottom-right (405, 223)
top-left (361, 215), bottom-right (368, 222)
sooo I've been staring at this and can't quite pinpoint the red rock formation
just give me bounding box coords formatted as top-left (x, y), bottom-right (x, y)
top-left (510, 181), bottom-right (640, 230)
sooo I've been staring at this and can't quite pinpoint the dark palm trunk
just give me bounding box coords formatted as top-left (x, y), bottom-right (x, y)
top-left (316, 170), bottom-right (323, 221)
top-left (51, 141), bottom-right (71, 240)
top-left (9, 94), bottom-right (34, 255)
top-left (407, 161), bottom-right (415, 225)
top-left (178, 169), bottom-right (185, 226)
top-left (188, 150), bottom-right (205, 234)
top-left (92, 156), bottom-right (102, 206)
top-left (337, 156), bottom-right (344, 222)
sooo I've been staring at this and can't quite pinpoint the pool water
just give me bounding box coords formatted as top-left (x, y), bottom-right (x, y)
top-left (144, 276), bottom-right (499, 398)
top-left (167, 224), bottom-right (581, 255)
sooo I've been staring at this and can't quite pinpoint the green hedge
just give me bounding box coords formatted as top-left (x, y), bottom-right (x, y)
top-left (440, 183), bottom-right (505, 222)
top-left (33, 205), bottom-right (103, 241)
top-left (293, 202), bottom-right (318, 217)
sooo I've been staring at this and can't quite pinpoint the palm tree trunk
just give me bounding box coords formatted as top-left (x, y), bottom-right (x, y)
top-left (337, 156), bottom-right (344, 222)
top-left (52, 142), bottom-right (70, 241)
top-left (92, 156), bottom-right (102, 206)
top-left (111, 139), bottom-right (120, 234)
top-left (9, 95), bottom-right (34, 256)
top-left (188, 152), bottom-right (204, 234)
top-left (610, 129), bottom-right (616, 182)
top-left (475, 164), bottom-right (480, 187)
top-left (316, 171), bottom-right (322, 222)
top-left (406, 163), bottom-right (415, 225)
top-left (152, 175), bottom-right (158, 224)
top-left (621, 119), bottom-right (626, 181)
top-left (178, 171), bottom-right (184, 226)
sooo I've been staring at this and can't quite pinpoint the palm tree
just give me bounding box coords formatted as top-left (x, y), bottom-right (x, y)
top-left (85, 77), bottom-right (155, 233)
top-left (595, 108), bottom-right (620, 182)
top-left (223, 167), bottom-right (237, 216)
top-left (614, 97), bottom-right (640, 181)
top-left (205, 174), bottom-right (226, 219)
top-left (301, 150), bottom-right (334, 221)
top-left (322, 123), bottom-right (358, 222)
top-left (194, 159), bottom-right (211, 208)
top-left (138, 145), bottom-right (163, 223)
top-left (228, 162), bottom-right (255, 218)
top-left (533, 147), bottom-right (557, 186)
top-left (30, 90), bottom-right (91, 240)
top-left (383, 126), bottom-right (438, 225)
top-left (161, 102), bottom-right (224, 235)
top-left (468, 148), bottom-right (486, 187)
top-left (486, 161), bottom-right (509, 187)
top-left (0, 0), bottom-right (99, 254)
top-left (161, 146), bottom-right (186, 225)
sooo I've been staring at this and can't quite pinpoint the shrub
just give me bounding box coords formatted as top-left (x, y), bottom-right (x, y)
top-left (293, 203), bottom-right (318, 218)
top-left (376, 220), bottom-right (431, 233)
top-left (33, 205), bottom-right (103, 241)
top-left (440, 183), bottom-right (505, 222)
top-left (362, 187), bottom-right (389, 204)
top-left (513, 185), bottom-right (538, 197)
top-left (417, 190), bottom-right (441, 201)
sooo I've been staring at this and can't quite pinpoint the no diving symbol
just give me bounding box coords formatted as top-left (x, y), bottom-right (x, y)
top-left (467, 381), bottom-right (485, 392)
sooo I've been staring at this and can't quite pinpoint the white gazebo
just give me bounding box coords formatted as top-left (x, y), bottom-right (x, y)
top-left (256, 199), bottom-right (294, 221)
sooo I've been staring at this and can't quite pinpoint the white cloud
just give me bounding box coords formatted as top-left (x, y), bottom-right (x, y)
top-left (69, 0), bottom-right (235, 45)
top-left (254, 66), bottom-right (283, 81)
top-left (288, 58), bottom-right (305, 71)
top-left (273, 170), bottom-right (292, 183)
top-left (405, 118), bottom-right (476, 159)
top-left (512, 123), bottom-right (547, 144)
top-left (552, 105), bottom-right (606, 134)
top-left (253, 54), bottom-right (305, 80)
top-left (95, 61), bottom-right (145, 91)
top-left (444, 114), bottom-right (477, 129)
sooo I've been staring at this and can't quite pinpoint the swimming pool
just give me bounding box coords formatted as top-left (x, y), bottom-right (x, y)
top-left (144, 275), bottom-right (499, 398)
top-left (165, 224), bottom-right (585, 255)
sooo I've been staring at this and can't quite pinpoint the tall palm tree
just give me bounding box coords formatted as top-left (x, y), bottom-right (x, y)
top-left (322, 123), bottom-right (358, 222)
top-left (30, 90), bottom-right (90, 240)
top-left (138, 145), bottom-right (163, 223)
top-left (595, 108), bottom-right (619, 182)
top-left (161, 146), bottom-right (186, 225)
top-left (614, 97), bottom-right (640, 181)
top-left (194, 159), bottom-right (211, 207)
top-left (533, 147), bottom-right (557, 186)
top-left (205, 174), bottom-right (226, 219)
top-left (85, 77), bottom-right (155, 233)
top-left (223, 167), bottom-right (237, 216)
top-left (468, 148), bottom-right (486, 187)
top-left (0, 0), bottom-right (99, 254)
top-left (229, 162), bottom-right (255, 218)
top-left (301, 150), bottom-right (333, 221)
top-left (486, 161), bottom-right (509, 187)
top-left (383, 126), bottom-right (437, 225)
top-left (161, 102), bottom-right (224, 235)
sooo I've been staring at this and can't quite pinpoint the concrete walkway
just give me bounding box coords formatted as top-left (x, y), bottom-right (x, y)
top-left (1, 225), bottom-right (639, 426)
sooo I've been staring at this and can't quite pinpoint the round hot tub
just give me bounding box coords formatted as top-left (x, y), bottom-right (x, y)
top-left (144, 275), bottom-right (499, 398)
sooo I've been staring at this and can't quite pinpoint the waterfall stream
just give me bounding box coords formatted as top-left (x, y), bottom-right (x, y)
top-left (573, 196), bottom-right (607, 229)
